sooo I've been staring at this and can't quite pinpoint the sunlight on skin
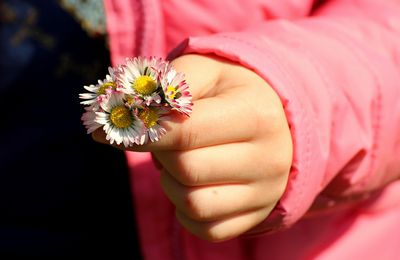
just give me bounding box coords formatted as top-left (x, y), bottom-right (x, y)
top-left (93, 54), bottom-right (293, 242)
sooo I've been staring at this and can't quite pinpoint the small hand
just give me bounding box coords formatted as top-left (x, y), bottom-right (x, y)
top-left (94, 54), bottom-right (293, 242)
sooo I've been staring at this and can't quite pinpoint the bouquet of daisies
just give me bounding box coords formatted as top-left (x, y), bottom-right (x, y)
top-left (79, 57), bottom-right (192, 147)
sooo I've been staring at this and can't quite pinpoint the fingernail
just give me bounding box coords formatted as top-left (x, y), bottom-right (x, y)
top-left (92, 130), bottom-right (105, 143)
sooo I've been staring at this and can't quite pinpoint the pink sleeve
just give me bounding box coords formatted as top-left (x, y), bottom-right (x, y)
top-left (171, 0), bottom-right (400, 233)
top-left (103, 0), bottom-right (315, 63)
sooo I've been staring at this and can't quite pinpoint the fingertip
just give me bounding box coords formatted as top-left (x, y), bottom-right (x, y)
top-left (151, 152), bottom-right (164, 171)
top-left (92, 129), bottom-right (107, 144)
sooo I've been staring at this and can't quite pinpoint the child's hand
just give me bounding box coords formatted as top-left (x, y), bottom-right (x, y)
top-left (94, 54), bottom-right (293, 242)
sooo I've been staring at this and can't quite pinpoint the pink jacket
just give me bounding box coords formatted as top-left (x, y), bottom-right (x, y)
top-left (104, 0), bottom-right (400, 259)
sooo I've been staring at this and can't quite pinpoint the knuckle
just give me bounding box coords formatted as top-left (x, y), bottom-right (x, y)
top-left (184, 191), bottom-right (211, 221)
top-left (254, 103), bottom-right (284, 134)
top-left (177, 121), bottom-right (199, 149)
top-left (271, 155), bottom-right (291, 176)
top-left (177, 160), bottom-right (201, 186)
top-left (267, 155), bottom-right (292, 198)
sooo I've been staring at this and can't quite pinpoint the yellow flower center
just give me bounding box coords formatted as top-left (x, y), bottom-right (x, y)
top-left (125, 95), bottom-right (135, 105)
top-left (98, 82), bottom-right (116, 95)
top-left (138, 109), bottom-right (159, 128)
top-left (110, 106), bottom-right (133, 128)
top-left (166, 85), bottom-right (178, 100)
top-left (133, 75), bottom-right (157, 95)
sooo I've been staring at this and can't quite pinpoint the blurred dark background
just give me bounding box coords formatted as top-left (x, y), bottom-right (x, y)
top-left (0, 0), bottom-right (141, 258)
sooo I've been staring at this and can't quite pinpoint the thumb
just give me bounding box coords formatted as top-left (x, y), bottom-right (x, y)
top-left (170, 54), bottom-right (223, 101)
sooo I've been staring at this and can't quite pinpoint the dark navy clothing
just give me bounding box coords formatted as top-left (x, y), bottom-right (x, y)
top-left (0, 0), bottom-right (141, 258)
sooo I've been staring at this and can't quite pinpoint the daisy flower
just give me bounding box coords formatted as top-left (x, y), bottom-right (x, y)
top-left (79, 67), bottom-right (119, 109)
top-left (125, 93), bottom-right (147, 110)
top-left (160, 63), bottom-right (193, 116)
top-left (81, 108), bottom-right (102, 134)
top-left (80, 57), bottom-right (193, 146)
top-left (137, 106), bottom-right (169, 144)
top-left (95, 93), bottom-right (144, 147)
top-left (118, 57), bottom-right (164, 106)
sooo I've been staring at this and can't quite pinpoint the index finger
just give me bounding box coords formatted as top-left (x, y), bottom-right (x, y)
top-left (93, 55), bottom-right (262, 151)
top-left (93, 92), bottom-right (257, 151)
